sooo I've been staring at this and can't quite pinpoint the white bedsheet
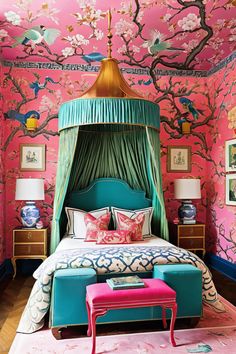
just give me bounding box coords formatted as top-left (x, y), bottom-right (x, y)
top-left (55, 235), bottom-right (172, 252)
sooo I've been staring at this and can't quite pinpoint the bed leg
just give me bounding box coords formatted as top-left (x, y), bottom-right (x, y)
top-left (188, 317), bottom-right (200, 327)
top-left (51, 327), bottom-right (63, 340)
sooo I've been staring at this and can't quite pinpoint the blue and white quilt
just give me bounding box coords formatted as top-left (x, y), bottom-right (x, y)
top-left (17, 245), bottom-right (224, 333)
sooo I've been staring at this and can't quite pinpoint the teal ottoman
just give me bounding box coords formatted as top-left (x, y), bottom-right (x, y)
top-left (153, 264), bottom-right (202, 320)
top-left (50, 268), bottom-right (97, 339)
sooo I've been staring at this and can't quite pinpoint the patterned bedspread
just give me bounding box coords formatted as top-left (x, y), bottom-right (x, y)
top-left (17, 245), bottom-right (225, 334)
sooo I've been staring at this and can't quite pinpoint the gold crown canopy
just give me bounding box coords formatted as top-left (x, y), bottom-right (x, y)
top-left (79, 10), bottom-right (143, 99)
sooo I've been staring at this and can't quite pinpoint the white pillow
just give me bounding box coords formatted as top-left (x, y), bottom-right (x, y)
top-left (65, 207), bottom-right (110, 239)
top-left (111, 206), bottom-right (153, 238)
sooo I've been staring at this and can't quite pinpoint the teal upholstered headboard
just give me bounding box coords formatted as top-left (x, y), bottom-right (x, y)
top-left (65, 178), bottom-right (152, 210)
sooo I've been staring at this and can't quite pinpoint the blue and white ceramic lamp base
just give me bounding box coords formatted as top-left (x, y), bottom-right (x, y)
top-left (21, 201), bottom-right (40, 228)
top-left (178, 200), bottom-right (197, 224)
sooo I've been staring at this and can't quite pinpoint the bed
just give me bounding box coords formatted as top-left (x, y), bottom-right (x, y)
top-left (16, 178), bottom-right (224, 335)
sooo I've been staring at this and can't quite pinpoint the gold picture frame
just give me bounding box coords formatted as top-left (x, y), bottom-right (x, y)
top-left (20, 144), bottom-right (46, 171)
top-left (167, 145), bottom-right (191, 173)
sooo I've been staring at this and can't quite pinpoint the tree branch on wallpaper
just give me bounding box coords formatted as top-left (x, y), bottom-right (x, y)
top-left (2, 69), bottom-right (59, 151)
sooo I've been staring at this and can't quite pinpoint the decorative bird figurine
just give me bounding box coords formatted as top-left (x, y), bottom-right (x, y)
top-left (6, 110), bottom-right (40, 131)
top-left (179, 97), bottom-right (202, 120)
top-left (81, 52), bottom-right (106, 64)
top-left (142, 30), bottom-right (184, 55)
top-left (12, 26), bottom-right (60, 49)
top-left (29, 76), bottom-right (60, 97)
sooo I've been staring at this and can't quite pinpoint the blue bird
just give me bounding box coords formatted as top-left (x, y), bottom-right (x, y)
top-left (81, 52), bottom-right (106, 64)
top-left (29, 77), bottom-right (59, 97)
top-left (179, 97), bottom-right (202, 120)
top-left (137, 79), bottom-right (153, 86)
top-left (6, 110), bottom-right (40, 126)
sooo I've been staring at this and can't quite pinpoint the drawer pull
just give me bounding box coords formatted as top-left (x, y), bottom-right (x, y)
top-left (27, 232), bottom-right (32, 240)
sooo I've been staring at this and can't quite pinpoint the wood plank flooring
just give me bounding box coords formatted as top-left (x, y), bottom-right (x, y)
top-left (0, 276), bottom-right (34, 354)
top-left (0, 268), bottom-right (235, 353)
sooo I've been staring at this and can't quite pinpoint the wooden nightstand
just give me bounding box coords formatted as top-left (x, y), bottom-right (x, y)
top-left (11, 228), bottom-right (48, 278)
top-left (169, 223), bottom-right (205, 257)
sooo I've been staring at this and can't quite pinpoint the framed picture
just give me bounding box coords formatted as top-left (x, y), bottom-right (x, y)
top-left (225, 139), bottom-right (236, 172)
top-left (167, 145), bottom-right (191, 173)
top-left (226, 174), bottom-right (236, 205)
top-left (20, 144), bottom-right (46, 171)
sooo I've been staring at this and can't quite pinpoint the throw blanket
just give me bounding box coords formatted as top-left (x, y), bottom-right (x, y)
top-left (17, 245), bottom-right (224, 333)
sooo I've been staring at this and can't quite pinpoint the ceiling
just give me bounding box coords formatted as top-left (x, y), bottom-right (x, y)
top-left (0, 0), bottom-right (236, 72)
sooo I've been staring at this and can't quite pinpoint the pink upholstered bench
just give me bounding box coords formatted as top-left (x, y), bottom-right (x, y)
top-left (86, 278), bottom-right (177, 354)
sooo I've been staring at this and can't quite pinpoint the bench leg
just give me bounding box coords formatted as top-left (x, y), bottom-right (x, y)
top-left (169, 303), bottom-right (177, 347)
top-left (161, 306), bottom-right (167, 329)
top-left (87, 304), bottom-right (108, 354)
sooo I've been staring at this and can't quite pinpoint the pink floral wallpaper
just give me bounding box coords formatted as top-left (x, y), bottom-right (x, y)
top-left (0, 0), bottom-right (235, 266)
top-left (0, 59), bottom-right (236, 266)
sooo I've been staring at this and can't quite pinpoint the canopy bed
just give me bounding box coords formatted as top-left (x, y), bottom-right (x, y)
top-left (17, 18), bottom-right (224, 335)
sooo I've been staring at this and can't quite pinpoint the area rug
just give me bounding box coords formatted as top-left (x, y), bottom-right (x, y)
top-left (9, 296), bottom-right (236, 354)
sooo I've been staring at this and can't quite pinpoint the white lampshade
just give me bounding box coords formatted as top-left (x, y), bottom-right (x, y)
top-left (174, 179), bottom-right (201, 200)
top-left (15, 178), bottom-right (45, 201)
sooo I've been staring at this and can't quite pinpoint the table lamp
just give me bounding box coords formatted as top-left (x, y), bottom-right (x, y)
top-left (15, 178), bottom-right (45, 228)
top-left (174, 178), bottom-right (201, 224)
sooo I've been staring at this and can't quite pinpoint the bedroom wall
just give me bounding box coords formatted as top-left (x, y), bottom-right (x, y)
top-left (206, 60), bottom-right (236, 264)
top-left (0, 60), bottom-right (235, 268)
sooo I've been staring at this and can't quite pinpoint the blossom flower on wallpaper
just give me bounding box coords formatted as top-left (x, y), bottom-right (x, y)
top-left (182, 39), bottom-right (199, 53)
top-left (115, 18), bottom-right (134, 39)
top-left (117, 44), bottom-right (127, 54)
top-left (77, 0), bottom-right (96, 8)
top-left (162, 13), bottom-right (172, 22)
top-left (229, 28), bottom-right (236, 42)
top-left (63, 34), bottom-right (89, 48)
top-left (178, 13), bottom-right (201, 31)
top-left (228, 106), bottom-right (236, 131)
top-left (0, 29), bottom-right (8, 42)
top-left (37, 3), bottom-right (60, 25)
top-left (4, 11), bottom-right (21, 25)
top-left (39, 95), bottom-right (54, 113)
top-left (74, 4), bottom-right (106, 28)
top-left (90, 28), bottom-right (103, 40)
top-left (209, 37), bottom-right (224, 50)
top-left (62, 47), bottom-right (75, 58)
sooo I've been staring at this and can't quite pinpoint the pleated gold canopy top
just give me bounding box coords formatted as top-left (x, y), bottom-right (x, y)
top-left (79, 10), bottom-right (143, 99)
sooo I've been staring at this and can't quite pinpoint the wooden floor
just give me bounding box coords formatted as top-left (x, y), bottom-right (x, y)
top-left (0, 268), bottom-right (235, 354)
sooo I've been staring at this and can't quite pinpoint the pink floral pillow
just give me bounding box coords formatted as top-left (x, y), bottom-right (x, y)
top-left (96, 230), bottom-right (132, 244)
top-left (84, 212), bottom-right (110, 242)
top-left (116, 212), bottom-right (145, 241)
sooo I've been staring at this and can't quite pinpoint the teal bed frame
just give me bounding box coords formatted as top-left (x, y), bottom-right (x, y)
top-left (50, 178), bottom-right (202, 338)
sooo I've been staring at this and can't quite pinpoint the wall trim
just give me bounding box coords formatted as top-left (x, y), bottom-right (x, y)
top-left (205, 253), bottom-right (236, 281)
top-left (2, 50), bottom-right (236, 78)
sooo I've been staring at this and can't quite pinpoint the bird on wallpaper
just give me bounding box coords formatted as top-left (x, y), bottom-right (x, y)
top-left (81, 52), bottom-right (106, 65)
top-left (29, 77), bottom-right (60, 97)
top-left (179, 97), bottom-right (202, 120)
top-left (6, 110), bottom-right (40, 126)
top-left (142, 30), bottom-right (184, 55)
top-left (12, 25), bottom-right (61, 49)
top-left (137, 79), bottom-right (153, 86)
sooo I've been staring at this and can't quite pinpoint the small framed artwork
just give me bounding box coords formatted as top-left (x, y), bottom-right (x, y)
top-left (226, 174), bottom-right (236, 205)
top-left (167, 145), bottom-right (191, 173)
top-left (225, 139), bottom-right (236, 172)
top-left (20, 144), bottom-right (46, 171)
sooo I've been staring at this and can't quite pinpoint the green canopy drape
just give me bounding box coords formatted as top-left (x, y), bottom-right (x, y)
top-left (50, 97), bottom-right (168, 253)
top-left (50, 127), bottom-right (79, 253)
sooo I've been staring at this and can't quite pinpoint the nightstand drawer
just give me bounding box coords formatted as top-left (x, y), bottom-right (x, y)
top-left (14, 244), bottom-right (45, 256)
top-left (14, 230), bottom-right (45, 243)
top-left (178, 225), bottom-right (205, 237)
top-left (179, 238), bottom-right (204, 249)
